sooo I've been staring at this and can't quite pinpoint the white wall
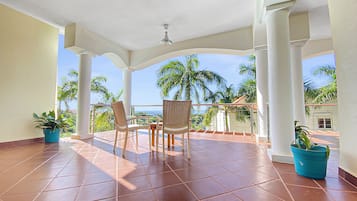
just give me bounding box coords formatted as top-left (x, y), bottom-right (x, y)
top-left (328, 0), bottom-right (357, 178)
top-left (0, 5), bottom-right (58, 142)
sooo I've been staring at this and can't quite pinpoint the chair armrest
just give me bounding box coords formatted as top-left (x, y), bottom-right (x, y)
top-left (128, 115), bottom-right (151, 125)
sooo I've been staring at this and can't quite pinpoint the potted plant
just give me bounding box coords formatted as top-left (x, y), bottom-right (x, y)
top-left (33, 110), bottom-right (69, 143)
top-left (290, 121), bottom-right (330, 179)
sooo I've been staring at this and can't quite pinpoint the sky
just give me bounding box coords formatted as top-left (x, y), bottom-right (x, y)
top-left (57, 35), bottom-right (335, 109)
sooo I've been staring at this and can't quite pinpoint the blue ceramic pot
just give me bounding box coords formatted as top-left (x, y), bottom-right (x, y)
top-left (43, 128), bottom-right (60, 143)
top-left (291, 145), bottom-right (328, 179)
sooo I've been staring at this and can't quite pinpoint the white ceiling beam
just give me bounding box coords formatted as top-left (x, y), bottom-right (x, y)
top-left (130, 27), bottom-right (254, 70)
top-left (64, 23), bottom-right (130, 68)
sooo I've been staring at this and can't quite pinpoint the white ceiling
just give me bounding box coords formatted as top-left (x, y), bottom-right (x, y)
top-left (0, 0), bottom-right (330, 50)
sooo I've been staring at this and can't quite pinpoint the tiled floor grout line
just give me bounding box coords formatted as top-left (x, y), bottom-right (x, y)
top-left (0, 151), bottom-right (60, 198)
top-left (32, 143), bottom-right (88, 201)
top-left (116, 148), bottom-right (159, 200)
top-left (285, 182), bottom-right (324, 189)
top-left (1, 133), bottom-right (348, 201)
top-left (272, 164), bottom-right (296, 201)
top-left (312, 179), bottom-right (337, 201)
top-left (0, 145), bottom-right (57, 175)
top-left (117, 189), bottom-right (158, 200)
top-left (115, 150), bottom-right (119, 201)
top-left (74, 144), bottom-right (102, 201)
top-left (254, 184), bottom-right (287, 201)
top-left (210, 175), bottom-right (285, 200)
top-left (166, 159), bottom-right (201, 201)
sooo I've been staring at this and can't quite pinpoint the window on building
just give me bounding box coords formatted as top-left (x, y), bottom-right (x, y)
top-left (318, 118), bottom-right (332, 129)
top-left (325, 118), bottom-right (332, 128)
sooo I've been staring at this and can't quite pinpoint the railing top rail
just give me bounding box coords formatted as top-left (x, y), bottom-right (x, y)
top-left (305, 103), bottom-right (337, 106)
top-left (90, 103), bottom-right (338, 108)
top-left (131, 103), bottom-right (257, 107)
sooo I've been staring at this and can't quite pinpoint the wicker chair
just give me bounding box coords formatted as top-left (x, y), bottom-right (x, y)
top-left (111, 101), bottom-right (150, 157)
top-left (161, 100), bottom-right (192, 160)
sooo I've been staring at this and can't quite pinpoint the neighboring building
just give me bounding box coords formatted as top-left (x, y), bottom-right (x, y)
top-left (208, 96), bottom-right (257, 134)
top-left (209, 97), bottom-right (338, 134)
top-left (305, 105), bottom-right (338, 131)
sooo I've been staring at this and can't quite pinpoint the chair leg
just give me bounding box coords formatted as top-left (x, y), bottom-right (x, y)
top-left (156, 127), bottom-right (159, 152)
top-left (122, 130), bottom-right (129, 158)
top-left (113, 130), bottom-right (119, 153)
top-left (162, 133), bottom-right (165, 160)
top-left (187, 133), bottom-right (191, 159)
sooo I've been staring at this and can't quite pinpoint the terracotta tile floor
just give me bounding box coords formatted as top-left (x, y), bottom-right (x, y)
top-left (0, 131), bottom-right (356, 201)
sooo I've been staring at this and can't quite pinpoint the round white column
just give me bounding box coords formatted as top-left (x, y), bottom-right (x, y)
top-left (123, 69), bottom-right (132, 116)
top-left (290, 42), bottom-right (306, 125)
top-left (73, 53), bottom-right (93, 139)
top-left (328, 0), bottom-right (357, 178)
top-left (266, 8), bottom-right (294, 163)
top-left (255, 48), bottom-right (269, 141)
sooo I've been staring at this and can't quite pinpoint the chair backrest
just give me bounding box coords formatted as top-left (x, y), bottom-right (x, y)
top-left (163, 100), bottom-right (192, 129)
top-left (111, 101), bottom-right (128, 130)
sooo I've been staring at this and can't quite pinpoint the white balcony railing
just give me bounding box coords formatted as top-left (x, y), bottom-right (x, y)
top-left (88, 103), bottom-right (338, 139)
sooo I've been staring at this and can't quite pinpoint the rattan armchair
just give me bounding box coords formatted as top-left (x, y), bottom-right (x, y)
top-left (161, 100), bottom-right (192, 160)
top-left (111, 101), bottom-right (151, 157)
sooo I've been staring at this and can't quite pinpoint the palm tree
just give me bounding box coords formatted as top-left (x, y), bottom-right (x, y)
top-left (238, 79), bottom-right (256, 103)
top-left (157, 54), bottom-right (225, 103)
top-left (94, 89), bottom-right (123, 132)
top-left (237, 55), bottom-right (256, 103)
top-left (239, 55), bottom-right (256, 77)
top-left (57, 76), bottom-right (77, 112)
top-left (303, 79), bottom-right (320, 115)
top-left (312, 65), bottom-right (337, 103)
top-left (238, 55), bottom-right (322, 105)
top-left (102, 89), bottom-right (123, 103)
top-left (57, 69), bottom-right (110, 111)
top-left (203, 84), bottom-right (239, 131)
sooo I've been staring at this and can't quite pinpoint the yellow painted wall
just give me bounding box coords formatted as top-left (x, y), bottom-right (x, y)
top-left (0, 5), bottom-right (58, 142)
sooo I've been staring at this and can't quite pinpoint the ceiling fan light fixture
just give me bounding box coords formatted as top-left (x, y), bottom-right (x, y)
top-left (161, 24), bottom-right (173, 45)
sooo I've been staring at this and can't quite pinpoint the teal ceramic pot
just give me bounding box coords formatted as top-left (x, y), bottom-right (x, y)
top-left (291, 145), bottom-right (328, 179)
top-left (43, 128), bottom-right (60, 143)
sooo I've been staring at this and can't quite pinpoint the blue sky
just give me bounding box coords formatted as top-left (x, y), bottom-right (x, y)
top-left (57, 35), bottom-right (335, 108)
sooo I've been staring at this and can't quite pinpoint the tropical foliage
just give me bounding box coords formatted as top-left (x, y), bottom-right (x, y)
top-left (312, 65), bottom-right (337, 103)
top-left (94, 89), bottom-right (123, 132)
top-left (33, 110), bottom-right (70, 131)
top-left (237, 55), bottom-right (336, 114)
top-left (203, 84), bottom-right (238, 131)
top-left (57, 70), bottom-right (110, 112)
top-left (238, 55), bottom-right (256, 103)
top-left (157, 54), bottom-right (225, 103)
top-left (292, 121), bottom-right (330, 158)
top-left (57, 69), bottom-right (117, 134)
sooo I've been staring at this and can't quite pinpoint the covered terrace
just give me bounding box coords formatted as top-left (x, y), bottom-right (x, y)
top-left (1, 0), bottom-right (357, 200)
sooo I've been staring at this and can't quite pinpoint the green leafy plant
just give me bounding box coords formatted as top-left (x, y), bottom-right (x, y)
top-left (292, 120), bottom-right (330, 159)
top-left (33, 110), bottom-right (70, 132)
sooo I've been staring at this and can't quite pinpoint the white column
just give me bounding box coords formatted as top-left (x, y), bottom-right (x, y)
top-left (328, 0), bottom-right (357, 178)
top-left (266, 8), bottom-right (294, 163)
top-left (123, 69), bottom-right (132, 116)
top-left (72, 53), bottom-right (93, 139)
top-left (255, 48), bottom-right (269, 141)
top-left (290, 42), bottom-right (306, 125)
